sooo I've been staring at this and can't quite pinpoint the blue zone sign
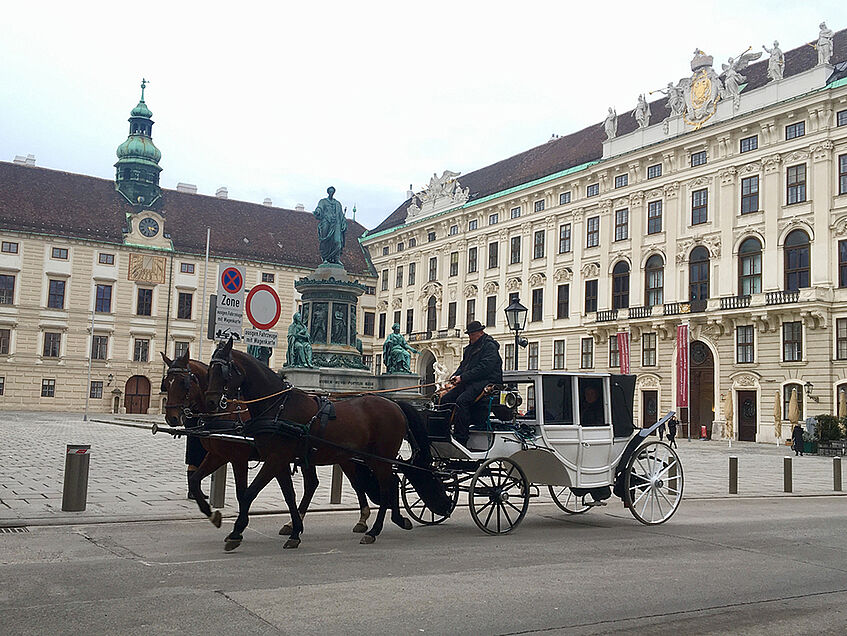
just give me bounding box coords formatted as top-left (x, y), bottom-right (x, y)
top-left (215, 263), bottom-right (245, 340)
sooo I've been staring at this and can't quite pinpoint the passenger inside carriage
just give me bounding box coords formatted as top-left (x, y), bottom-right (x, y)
top-left (578, 377), bottom-right (606, 426)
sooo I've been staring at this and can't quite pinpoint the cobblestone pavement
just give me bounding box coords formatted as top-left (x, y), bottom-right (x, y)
top-left (0, 412), bottom-right (843, 526)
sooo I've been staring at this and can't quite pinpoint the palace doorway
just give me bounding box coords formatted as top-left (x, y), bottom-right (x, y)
top-left (689, 340), bottom-right (715, 439)
top-left (737, 390), bottom-right (757, 442)
top-left (125, 375), bottom-right (150, 414)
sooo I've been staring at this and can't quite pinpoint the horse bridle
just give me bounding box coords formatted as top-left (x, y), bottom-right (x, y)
top-left (161, 367), bottom-right (200, 414)
top-left (209, 350), bottom-right (239, 410)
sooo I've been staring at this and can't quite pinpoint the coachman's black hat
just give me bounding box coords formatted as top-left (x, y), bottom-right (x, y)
top-left (465, 320), bottom-right (485, 334)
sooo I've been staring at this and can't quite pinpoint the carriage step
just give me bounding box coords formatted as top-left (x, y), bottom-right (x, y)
top-left (583, 499), bottom-right (607, 507)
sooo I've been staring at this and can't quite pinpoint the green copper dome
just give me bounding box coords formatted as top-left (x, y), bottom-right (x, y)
top-left (116, 135), bottom-right (162, 163)
top-left (130, 99), bottom-right (153, 119)
top-left (115, 79), bottom-right (162, 207)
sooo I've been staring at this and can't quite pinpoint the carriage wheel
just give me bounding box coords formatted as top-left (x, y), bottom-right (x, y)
top-left (548, 486), bottom-right (590, 514)
top-left (469, 458), bottom-right (530, 535)
top-left (400, 472), bottom-right (458, 525)
top-left (624, 441), bottom-right (683, 525)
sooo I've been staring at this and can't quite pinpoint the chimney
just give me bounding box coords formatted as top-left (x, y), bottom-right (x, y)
top-left (13, 154), bottom-right (36, 166)
top-left (176, 182), bottom-right (197, 194)
top-left (295, 203), bottom-right (305, 211)
top-left (262, 198), bottom-right (273, 206)
top-left (406, 183), bottom-right (413, 199)
top-left (215, 187), bottom-right (228, 199)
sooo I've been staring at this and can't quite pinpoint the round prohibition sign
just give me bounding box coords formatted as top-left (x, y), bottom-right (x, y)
top-left (245, 284), bottom-right (281, 330)
top-left (221, 267), bottom-right (243, 294)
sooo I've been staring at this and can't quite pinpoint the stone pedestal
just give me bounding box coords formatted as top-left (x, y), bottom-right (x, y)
top-left (378, 373), bottom-right (424, 400)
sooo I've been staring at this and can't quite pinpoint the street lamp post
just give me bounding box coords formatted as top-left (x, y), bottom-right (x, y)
top-left (504, 298), bottom-right (528, 371)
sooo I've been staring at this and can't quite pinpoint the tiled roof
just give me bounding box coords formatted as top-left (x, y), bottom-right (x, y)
top-left (369, 29), bottom-right (846, 236)
top-left (0, 161), bottom-right (375, 277)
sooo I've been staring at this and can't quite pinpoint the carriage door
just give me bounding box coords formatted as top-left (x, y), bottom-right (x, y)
top-left (576, 377), bottom-right (614, 487)
top-left (125, 375), bottom-right (150, 414)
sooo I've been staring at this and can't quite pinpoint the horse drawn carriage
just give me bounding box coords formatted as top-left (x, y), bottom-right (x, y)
top-left (156, 342), bottom-right (683, 551)
top-left (400, 370), bottom-right (683, 534)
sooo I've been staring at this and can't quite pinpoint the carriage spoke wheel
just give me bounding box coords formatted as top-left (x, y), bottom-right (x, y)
top-left (548, 486), bottom-right (590, 514)
top-left (624, 441), bottom-right (684, 525)
top-left (469, 458), bottom-right (530, 535)
top-left (401, 472), bottom-right (458, 525)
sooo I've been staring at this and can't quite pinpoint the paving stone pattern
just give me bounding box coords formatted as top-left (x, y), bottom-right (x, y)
top-left (0, 412), bottom-right (842, 526)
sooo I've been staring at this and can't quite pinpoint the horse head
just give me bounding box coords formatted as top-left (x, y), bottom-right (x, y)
top-left (160, 348), bottom-right (206, 426)
top-left (205, 337), bottom-right (243, 413)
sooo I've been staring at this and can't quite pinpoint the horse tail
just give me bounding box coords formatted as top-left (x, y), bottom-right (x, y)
top-left (396, 401), bottom-right (453, 517)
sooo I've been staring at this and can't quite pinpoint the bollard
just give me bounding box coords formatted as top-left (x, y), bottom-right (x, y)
top-left (784, 456), bottom-right (792, 493)
top-left (62, 445), bottom-right (91, 511)
top-left (209, 465), bottom-right (227, 509)
top-left (835, 457), bottom-right (842, 492)
top-left (330, 464), bottom-right (343, 504)
top-left (729, 456), bottom-right (738, 494)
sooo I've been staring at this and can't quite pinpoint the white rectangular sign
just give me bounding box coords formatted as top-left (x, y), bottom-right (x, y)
top-left (243, 329), bottom-right (278, 347)
top-left (214, 263), bottom-right (246, 341)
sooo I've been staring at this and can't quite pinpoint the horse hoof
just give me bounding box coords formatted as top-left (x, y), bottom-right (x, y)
top-left (402, 519), bottom-right (413, 530)
top-left (279, 523), bottom-right (293, 536)
top-left (283, 538), bottom-right (301, 549)
top-left (209, 510), bottom-right (222, 528)
top-left (224, 539), bottom-right (241, 552)
top-left (352, 522), bottom-right (368, 533)
top-left (360, 535), bottom-right (376, 545)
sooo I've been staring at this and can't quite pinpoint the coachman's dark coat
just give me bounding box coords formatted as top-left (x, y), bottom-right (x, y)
top-left (454, 333), bottom-right (503, 386)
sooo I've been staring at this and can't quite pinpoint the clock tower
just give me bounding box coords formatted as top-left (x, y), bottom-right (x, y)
top-left (115, 79), bottom-right (162, 208)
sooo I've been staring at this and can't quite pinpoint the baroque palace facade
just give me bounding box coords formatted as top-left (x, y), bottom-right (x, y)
top-left (362, 25), bottom-right (847, 442)
top-left (0, 84), bottom-right (376, 414)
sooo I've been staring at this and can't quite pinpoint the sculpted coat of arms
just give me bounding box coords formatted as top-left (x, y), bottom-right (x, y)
top-left (680, 50), bottom-right (722, 129)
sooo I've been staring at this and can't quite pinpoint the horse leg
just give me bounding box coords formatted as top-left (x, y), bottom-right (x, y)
top-left (387, 471), bottom-right (413, 531)
top-left (219, 456), bottom-right (250, 531)
top-left (279, 464), bottom-right (318, 536)
top-left (362, 463), bottom-right (410, 544)
top-left (275, 467), bottom-right (304, 549)
top-left (189, 453), bottom-right (226, 522)
top-left (340, 461), bottom-right (370, 533)
top-left (225, 459), bottom-right (279, 552)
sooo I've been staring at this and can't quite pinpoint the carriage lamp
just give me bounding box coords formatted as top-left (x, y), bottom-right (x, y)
top-left (804, 381), bottom-right (819, 402)
top-left (504, 298), bottom-right (529, 371)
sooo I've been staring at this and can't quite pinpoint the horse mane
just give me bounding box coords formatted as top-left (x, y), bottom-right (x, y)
top-left (230, 349), bottom-right (288, 399)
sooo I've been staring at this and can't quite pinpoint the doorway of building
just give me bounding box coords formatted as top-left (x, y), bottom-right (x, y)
top-left (689, 340), bottom-right (715, 439)
top-left (642, 390), bottom-right (658, 430)
top-left (738, 390), bottom-right (757, 441)
top-left (419, 350), bottom-right (436, 397)
top-left (125, 375), bottom-right (150, 414)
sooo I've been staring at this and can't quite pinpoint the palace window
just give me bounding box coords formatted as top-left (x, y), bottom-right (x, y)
top-left (0, 328), bottom-right (10, 355)
top-left (447, 302), bottom-right (456, 329)
top-left (181, 263), bottom-right (196, 274)
top-left (786, 164), bottom-right (806, 204)
top-left (534, 200), bottom-right (545, 213)
top-left (409, 238), bottom-right (417, 247)
top-left (690, 150), bottom-right (707, 167)
top-left (449, 224), bottom-right (458, 236)
top-left (528, 342), bottom-right (539, 370)
top-left (488, 242), bottom-right (499, 268)
top-left (612, 261), bottom-right (630, 310)
top-left (580, 338), bottom-right (594, 369)
top-left (615, 174), bottom-right (628, 188)
top-left (691, 188), bottom-right (708, 225)
top-left (174, 341), bottom-right (189, 359)
top-left (408, 262), bottom-right (416, 285)
top-left (396, 242), bottom-right (404, 252)
top-left (41, 379), bottom-right (56, 398)
top-left (363, 312), bottom-right (375, 336)
top-left (0, 376), bottom-right (4, 395)
top-left (586, 216), bottom-right (599, 248)
top-left (91, 335), bottom-right (108, 360)
top-left (614, 208), bottom-right (628, 241)
top-left (504, 343), bottom-right (514, 370)
top-left (531, 288), bottom-right (543, 322)
top-left (406, 309), bottom-right (414, 334)
top-left (428, 257), bottom-right (437, 281)
top-left (466, 298), bottom-right (476, 324)
top-left (838, 110), bottom-right (847, 127)
top-left (647, 200), bottom-right (662, 234)
top-left (647, 164), bottom-right (662, 179)
top-left (427, 231), bottom-right (436, 242)
top-left (381, 269), bottom-right (388, 291)
top-left (689, 246), bottom-right (710, 302)
top-left (839, 155), bottom-right (847, 195)
top-left (0, 274), bottom-right (14, 305)
top-left (837, 318), bottom-right (847, 360)
top-left (739, 237), bottom-right (762, 295)
top-left (553, 340), bottom-right (566, 369)
top-left (510, 206), bottom-right (521, 219)
top-left (642, 333), bottom-right (657, 366)
top-left (90, 381), bottom-right (103, 399)
top-left (736, 325), bottom-right (754, 363)
top-left (784, 229), bottom-right (810, 291)
top-left (510, 236), bottom-right (521, 264)
top-left (486, 296), bottom-right (497, 327)
top-left (133, 338), bottom-right (150, 362)
top-left (382, 246), bottom-right (389, 256)
top-left (378, 313), bottom-right (386, 339)
top-left (467, 247), bottom-right (478, 273)
top-left (468, 220), bottom-right (478, 231)
top-left (533, 230), bottom-right (545, 258)
top-left (48, 279), bottom-right (65, 309)
top-left (51, 247), bottom-right (68, 260)
top-left (261, 272), bottom-right (273, 282)
top-left (449, 252), bottom-right (458, 277)
top-left (785, 121), bottom-right (805, 140)
top-left (840, 240), bottom-right (847, 288)
top-left (559, 191), bottom-right (571, 205)
top-left (609, 336), bottom-right (619, 368)
top-left (43, 332), bottom-right (61, 358)
top-left (584, 279), bottom-right (598, 314)
top-left (488, 213), bottom-right (499, 226)
top-left (740, 135), bottom-right (758, 153)
top-left (741, 175), bottom-right (759, 214)
top-left (177, 292), bottom-right (192, 320)
top-left (557, 284), bottom-right (569, 319)
top-left (783, 384), bottom-right (804, 421)
top-left (558, 224), bottom-right (572, 253)
top-left (586, 183), bottom-right (599, 198)
top-left (645, 255), bottom-right (664, 306)
top-left (782, 321), bottom-right (802, 362)
top-left (2, 241), bottom-right (18, 254)
top-left (396, 266), bottom-right (404, 288)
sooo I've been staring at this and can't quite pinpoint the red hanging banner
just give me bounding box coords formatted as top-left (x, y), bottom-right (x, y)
top-left (676, 324), bottom-right (689, 407)
top-left (617, 331), bottom-right (630, 375)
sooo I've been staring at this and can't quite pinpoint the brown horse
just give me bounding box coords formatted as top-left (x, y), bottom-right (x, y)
top-left (161, 349), bottom-right (374, 537)
top-left (204, 338), bottom-right (446, 551)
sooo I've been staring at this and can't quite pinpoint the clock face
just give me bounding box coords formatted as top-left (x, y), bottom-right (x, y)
top-left (139, 217), bottom-right (159, 238)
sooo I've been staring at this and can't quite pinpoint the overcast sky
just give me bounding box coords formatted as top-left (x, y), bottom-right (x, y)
top-left (1, 1), bottom-right (844, 230)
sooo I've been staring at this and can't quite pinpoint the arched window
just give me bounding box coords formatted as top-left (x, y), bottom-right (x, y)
top-left (784, 229), bottom-right (810, 291)
top-left (645, 255), bottom-right (664, 307)
top-left (689, 246), bottom-right (710, 303)
top-left (738, 237), bottom-right (762, 295)
top-left (783, 383), bottom-right (804, 422)
top-left (426, 296), bottom-right (437, 332)
top-left (612, 261), bottom-right (630, 310)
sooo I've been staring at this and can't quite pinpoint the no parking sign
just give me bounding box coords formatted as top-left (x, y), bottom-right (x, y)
top-left (214, 263), bottom-right (245, 340)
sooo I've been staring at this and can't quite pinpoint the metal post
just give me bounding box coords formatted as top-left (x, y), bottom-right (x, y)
top-left (209, 464), bottom-right (226, 508)
top-left (784, 456), bottom-right (793, 493)
top-left (84, 309), bottom-right (94, 421)
top-left (198, 227), bottom-right (211, 360)
top-left (330, 464), bottom-right (343, 504)
top-left (62, 445), bottom-right (91, 511)
top-left (834, 457), bottom-right (842, 492)
top-left (513, 330), bottom-right (520, 371)
top-left (729, 456), bottom-right (738, 494)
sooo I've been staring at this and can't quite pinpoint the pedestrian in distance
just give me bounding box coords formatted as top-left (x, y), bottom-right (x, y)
top-left (658, 419), bottom-right (666, 441)
top-left (667, 416), bottom-right (679, 449)
top-left (791, 422), bottom-right (804, 457)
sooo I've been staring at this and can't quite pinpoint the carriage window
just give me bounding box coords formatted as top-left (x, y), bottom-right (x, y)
top-left (541, 376), bottom-right (574, 425)
top-left (578, 377), bottom-right (606, 426)
top-left (512, 381), bottom-right (538, 420)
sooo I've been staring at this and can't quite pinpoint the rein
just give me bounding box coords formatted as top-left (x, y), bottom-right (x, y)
top-left (325, 382), bottom-right (438, 398)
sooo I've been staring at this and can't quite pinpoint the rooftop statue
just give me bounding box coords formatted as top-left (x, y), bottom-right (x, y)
top-left (633, 94), bottom-right (651, 129)
top-left (762, 41), bottom-right (785, 81)
top-left (816, 22), bottom-right (834, 66)
top-left (285, 312), bottom-right (314, 368)
top-left (313, 186), bottom-right (347, 265)
top-left (604, 107), bottom-right (617, 140)
top-left (720, 49), bottom-right (762, 111)
top-left (382, 323), bottom-right (419, 374)
top-left (654, 81), bottom-right (686, 116)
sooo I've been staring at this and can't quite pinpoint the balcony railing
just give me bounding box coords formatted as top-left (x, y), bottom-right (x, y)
top-left (628, 306), bottom-right (653, 319)
top-left (720, 295), bottom-right (751, 310)
top-left (663, 302), bottom-right (689, 316)
top-left (766, 290), bottom-right (800, 305)
top-left (596, 309), bottom-right (618, 322)
top-left (408, 328), bottom-right (462, 342)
